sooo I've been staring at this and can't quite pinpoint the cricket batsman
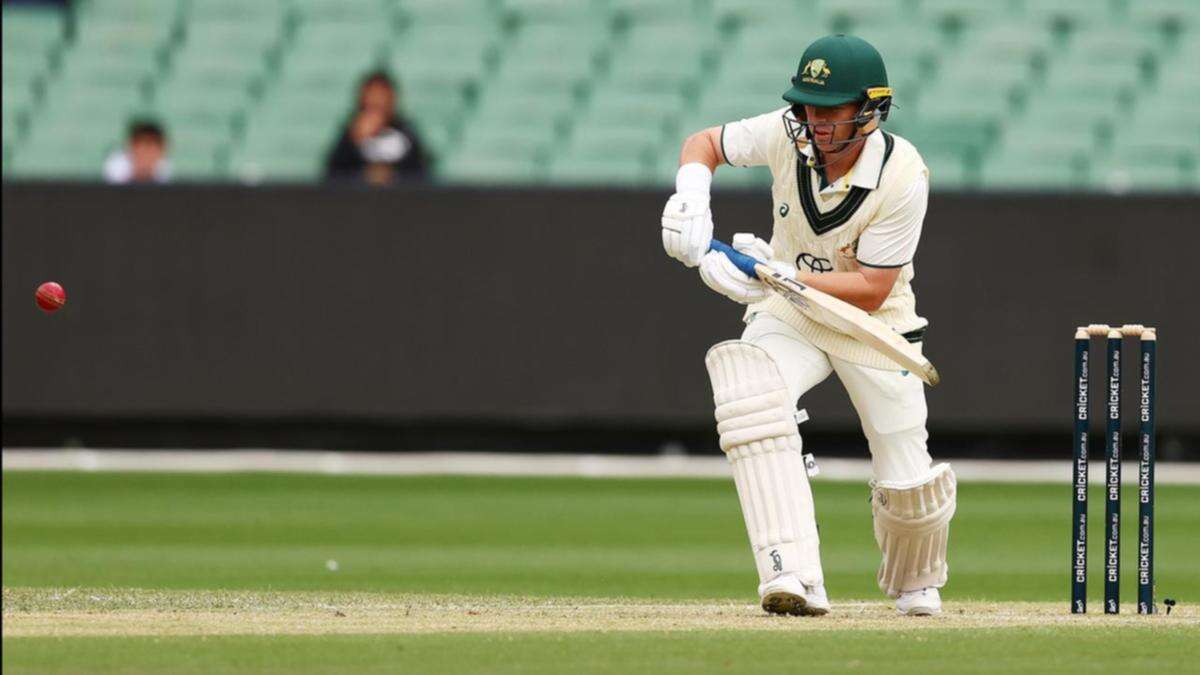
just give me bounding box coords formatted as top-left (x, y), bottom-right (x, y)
top-left (661, 34), bottom-right (955, 616)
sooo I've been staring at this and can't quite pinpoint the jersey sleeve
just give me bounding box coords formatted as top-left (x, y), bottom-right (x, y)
top-left (720, 108), bottom-right (787, 168)
top-left (856, 173), bottom-right (928, 268)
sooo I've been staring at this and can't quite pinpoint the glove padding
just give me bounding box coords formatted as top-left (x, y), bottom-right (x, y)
top-left (661, 192), bottom-right (713, 267)
top-left (699, 233), bottom-right (796, 304)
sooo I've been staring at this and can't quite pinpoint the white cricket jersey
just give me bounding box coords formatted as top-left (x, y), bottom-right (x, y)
top-left (720, 107), bottom-right (931, 370)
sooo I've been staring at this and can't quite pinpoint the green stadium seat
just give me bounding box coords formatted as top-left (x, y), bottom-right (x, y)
top-left (508, 24), bottom-right (607, 64)
top-left (488, 63), bottom-right (593, 99)
top-left (502, 0), bottom-right (608, 26)
top-left (2, 81), bottom-right (36, 114)
top-left (397, 0), bottom-right (498, 25)
top-left (918, 0), bottom-right (1019, 29)
top-left (230, 129), bottom-right (328, 183)
top-left (579, 90), bottom-right (684, 135)
top-left (246, 99), bottom-right (343, 140)
top-left (820, 0), bottom-right (906, 31)
top-left (605, 52), bottom-right (705, 97)
top-left (2, 49), bottom-right (52, 85)
top-left (855, 30), bottom-right (940, 63)
top-left (457, 124), bottom-right (556, 162)
top-left (610, 0), bottom-right (708, 25)
top-left (55, 58), bottom-right (158, 91)
top-left (546, 155), bottom-right (647, 186)
top-left (721, 35), bottom-right (819, 88)
top-left (913, 85), bottom-right (1017, 121)
top-left (2, 111), bottom-right (24, 151)
top-left (293, 0), bottom-right (394, 23)
top-left (923, 151), bottom-right (973, 190)
top-left (953, 26), bottom-right (1052, 62)
top-left (711, 0), bottom-right (807, 24)
top-left (470, 91), bottom-right (576, 133)
top-left (980, 156), bottom-right (1087, 190)
top-left (184, 20), bottom-right (283, 56)
top-left (1128, 0), bottom-right (1200, 29)
top-left (565, 125), bottom-right (662, 161)
top-left (170, 45), bottom-right (267, 74)
top-left (290, 20), bottom-right (395, 59)
top-left (405, 81), bottom-right (470, 124)
top-left (188, 0), bottom-right (288, 24)
top-left (992, 128), bottom-right (1097, 172)
top-left (166, 126), bottom-right (230, 179)
top-left (166, 61), bottom-right (261, 104)
top-left (892, 116), bottom-right (996, 158)
top-left (37, 82), bottom-right (146, 122)
top-left (408, 117), bottom-right (457, 156)
top-left (623, 21), bottom-right (719, 47)
top-left (393, 26), bottom-right (496, 71)
top-left (74, 17), bottom-right (172, 51)
top-left (708, 68), bottom-right (792, 104)
top-left (1041, 60), bottom-right (1142, 98)
top-left (1107, 137), bottom-right (1196, 172)
top-left (1022, 0), bottom-right (1121, 30)
top-left (933, 59), bottom-right (1036, 100)
top-left (22, 116), bottom-right (124, 156)
top-left (8, 147), bottom-right (107, 180)
top-left (437, 153), bottom-right (544, 184)
top-left (1068, 27), bottom-right (1156, 63)
top-left (1090, 162), bottom-right (1191, 194)
top-left (81, 0), bottom-right (181, 30)
top-left (150, 83), bottom-right (246, 131)
top-left (2, 139), bottom-right (15, 173)
top-left (683, 95), bottom-right (776, 132)
top-left (1, 6), bottom-right (67, 53)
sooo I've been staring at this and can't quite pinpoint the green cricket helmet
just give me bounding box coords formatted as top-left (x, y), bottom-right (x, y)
top-left (781, 34), bottom-right (894, 167)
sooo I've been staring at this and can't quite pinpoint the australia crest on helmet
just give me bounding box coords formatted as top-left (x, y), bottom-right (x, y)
top-left (801, 58), bottom-right (831, 85)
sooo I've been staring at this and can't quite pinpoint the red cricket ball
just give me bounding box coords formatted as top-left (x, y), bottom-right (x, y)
top-left (35, 281), bottom-right (66, 313)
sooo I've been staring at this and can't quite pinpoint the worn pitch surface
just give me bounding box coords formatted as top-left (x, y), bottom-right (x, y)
top-left (4, 588), bottom-right (1198, 637)
top-left (4, 471), bottom-right (1198, 673)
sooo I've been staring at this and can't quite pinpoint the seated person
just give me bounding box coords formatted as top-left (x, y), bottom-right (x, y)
top-left (104, 120), bottom-right (171, 184)
top-left (325, 71), bottom-right (430, 185)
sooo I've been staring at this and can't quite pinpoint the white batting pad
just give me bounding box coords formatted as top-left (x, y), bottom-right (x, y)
top-left (871, 463), bottom-right (957, 598)
top-left (705, 340), bottom-right (823, 587)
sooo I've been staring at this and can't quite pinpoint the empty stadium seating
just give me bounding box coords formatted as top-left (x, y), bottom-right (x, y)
top-left (1, 0), bottom-right (1197, 191)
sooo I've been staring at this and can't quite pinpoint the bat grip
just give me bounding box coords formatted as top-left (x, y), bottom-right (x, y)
top-left (709, 239), bottom-right (760, 280)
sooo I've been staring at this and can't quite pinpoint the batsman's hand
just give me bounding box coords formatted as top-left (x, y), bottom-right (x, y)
top-left (661, 192), bottom-right (713, 267)
top-left (699, 233), bottom-right (795, 304)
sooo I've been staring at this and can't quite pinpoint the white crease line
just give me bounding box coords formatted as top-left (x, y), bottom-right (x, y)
top-left (3, 449), bottom-right (1199, 484)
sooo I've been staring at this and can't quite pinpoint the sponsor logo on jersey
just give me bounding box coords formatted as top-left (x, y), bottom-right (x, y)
top-left (796, 252), bottom-right (834, 273)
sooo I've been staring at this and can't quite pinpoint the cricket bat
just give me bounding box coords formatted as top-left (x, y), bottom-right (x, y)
top-left (710, 239), bottom-right (940, 387)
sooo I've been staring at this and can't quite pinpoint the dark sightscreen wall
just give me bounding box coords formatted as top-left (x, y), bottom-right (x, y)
top-left (3, 183), bottom-right (1197, 443)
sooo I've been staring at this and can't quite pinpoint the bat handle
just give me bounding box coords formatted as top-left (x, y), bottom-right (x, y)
top-left (709, 239), bottom-right (761, 280)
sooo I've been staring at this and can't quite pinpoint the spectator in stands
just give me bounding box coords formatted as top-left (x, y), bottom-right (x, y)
top-left (325, 71), bottom-right (429, 185)
top-left (103, 120), bottom-right (171, 184)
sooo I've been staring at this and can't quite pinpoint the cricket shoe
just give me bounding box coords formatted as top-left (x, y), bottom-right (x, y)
top-left (759, 574), bottom-right (830, 616)
top-left (896, 587), bottom-right (941, 616)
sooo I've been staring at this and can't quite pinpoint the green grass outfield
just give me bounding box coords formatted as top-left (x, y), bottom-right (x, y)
top-left (3, 471), bottom-right (1198, 673)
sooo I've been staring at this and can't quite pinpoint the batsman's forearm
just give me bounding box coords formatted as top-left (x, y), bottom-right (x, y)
top-left (796, 271), bottom-right (888, 312)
